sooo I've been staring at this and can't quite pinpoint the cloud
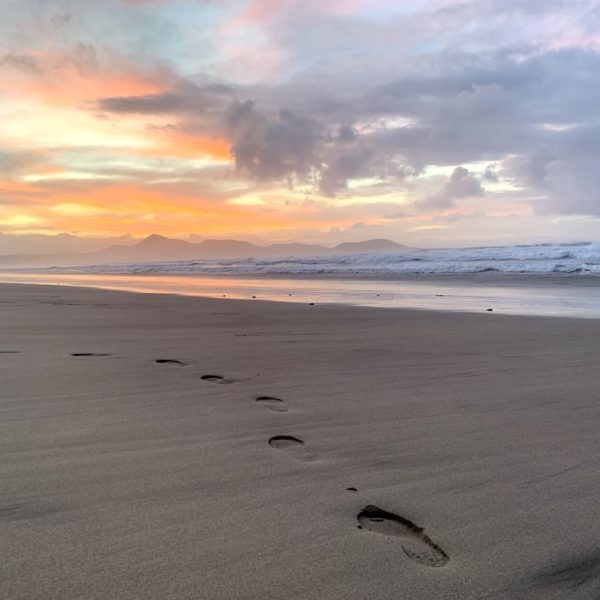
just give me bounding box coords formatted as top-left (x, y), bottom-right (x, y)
top-left (0, 149), bottom-right (44, 175)
top-left (483, 165), bottom-right (499, 183)
top-left (87, 1), bottom-right (600, 213)
top-left (100, 84), bottom-right (375, 195)
top-left (66, 43), bottom-right (99, 77)
top-left (504, 149), bottom-right (554, 188)
top-left (224, 103), bottom-right (379, 195)
top-left (318, 137), bottom-right (372, 196)
top-left (417, 167), bottom-right (485, 211)
top-left (98, 81), bottom-right (234, 114)
top-left (225, 101), bottom-right (323, 183)
top-left (100, 91), bottom-right (190, 113)
top-left (4, 0), bottom-right (600, 244)
top-left (119, 0), bottom-right (171, 4)
top-left (0, 53), bottom-right (41, 74)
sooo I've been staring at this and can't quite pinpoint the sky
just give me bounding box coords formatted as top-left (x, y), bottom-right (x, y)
top-left (1, 0), bottom-right (600, 248)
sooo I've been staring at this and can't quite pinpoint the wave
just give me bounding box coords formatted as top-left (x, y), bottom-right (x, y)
top-left (47, 242), bottom-right (600, 276)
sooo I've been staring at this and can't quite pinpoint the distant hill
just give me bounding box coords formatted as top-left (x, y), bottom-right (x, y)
top-left (0, 235), bottom-right (411, 267)
top-left (332, 239), bottom-right (408, 254)
top-left (0, 231), bottom-right (135, 256)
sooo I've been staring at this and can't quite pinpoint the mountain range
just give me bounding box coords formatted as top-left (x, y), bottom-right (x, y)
top-left (0, 235), bottom-right (410, 268)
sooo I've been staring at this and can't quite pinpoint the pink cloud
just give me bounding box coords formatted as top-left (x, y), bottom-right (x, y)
top-left (230, 0), bottom-right (393, 29)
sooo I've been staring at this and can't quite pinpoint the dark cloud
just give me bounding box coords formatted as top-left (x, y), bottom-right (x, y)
top-left (483, 165), bottom-right (499, 183)
top-left (67, 43), bottom-right (99, 77)
top-left (0, 53), bottom-right (41, 74)
top-left (504, 149), bottom-right (554, 188)
top-left (0, 149), bottom-right (41, 175)
top-left (203, 44), bottom-right (600, 206)
top-left (418, 167), bottom-right (485, 211)
top-left (225, 101), bottom-right (323, 183)
top-left (318, 143), bottom-right (371, 196)
top-left (99, 81), bottom-right (234, 115)
top-left (383, 210), bottom-right (409, 220)
top-left (100, 92), bottom-right (190, 113)
top-left (337, 125), bottom-right (356, 143)
top-left (224, 104), bottom-right (376, 195)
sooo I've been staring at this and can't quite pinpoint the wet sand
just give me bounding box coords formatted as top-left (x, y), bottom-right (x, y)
top-left (3, 271), bottom-right (600, 318)
top-left (2, 282), bottom-right (600, 599)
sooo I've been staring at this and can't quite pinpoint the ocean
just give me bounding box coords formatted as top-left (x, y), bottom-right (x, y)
top-left (2, 242), bottom-right (600, 318)
top-left (33, 241), bottom-right (600, 277)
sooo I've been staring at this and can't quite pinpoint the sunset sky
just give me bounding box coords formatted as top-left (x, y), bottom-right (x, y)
top-left (1, 0), bottom-right (600, 248)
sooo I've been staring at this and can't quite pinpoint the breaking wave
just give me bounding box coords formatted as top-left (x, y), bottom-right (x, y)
top-left (49, 242), bottom-right (600, 276)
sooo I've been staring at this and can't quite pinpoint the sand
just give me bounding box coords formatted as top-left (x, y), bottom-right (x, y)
top-left (1, 282), bottom-right (600, 599)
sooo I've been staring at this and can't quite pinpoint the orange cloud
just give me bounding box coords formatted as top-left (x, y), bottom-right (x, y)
top-left (0, 176), bottom-right (372, 239)
top-left (10, 71), bottom-right (163, 107)
top-left (0, 178), bottom-right (44, 195)
top-left (237, 0), bottom-right (299, 25)
top-left (30, 163), bottom-right (66, 175)
top-left (142, 131), bottom-right (232, 161)
top-left (28, 183), bottom-right (286, 237)
top-left (0, 48), bottom-right (167, 109)
top-left (230, 0), bottom-right (389, 28)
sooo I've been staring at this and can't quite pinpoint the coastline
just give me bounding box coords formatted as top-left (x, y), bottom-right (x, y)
top-left (6, 266), bottom-right (600, 286)
top-left (2, 270), bottom-right (600, 319)
top-left (2, 282), bottom-right (600, 599)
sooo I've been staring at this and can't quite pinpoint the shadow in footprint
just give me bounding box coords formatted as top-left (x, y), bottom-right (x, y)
top-left (156, 359), bottom-right (187, 365)
top-left (256, 396), bottom-right (288, 412)
top-left (357, 505), bottom-right (449, 568)
top-left (0, 351), bottom-right (20, 354)
top-left (71, 353), bottom-right (113, 357)
top-left (268, 435), bottom-right (314, 461)
top-left (201, 374), bottom-right (233, 384)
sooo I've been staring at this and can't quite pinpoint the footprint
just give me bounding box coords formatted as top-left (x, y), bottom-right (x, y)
top-left (256, 396), bottom-right (288, 412)
top-left (268, 435), bottom-right (314, 461)
top-left (156, 359), bottom-right (187, 365)
top-left (0, 351), bottom-right (20, 354)
top-left (357, 505), bottom-right (449, 568)
top-left (201, 374), bottom-right (232, 384)
top-left (71, 353), bottom-right (113, 357)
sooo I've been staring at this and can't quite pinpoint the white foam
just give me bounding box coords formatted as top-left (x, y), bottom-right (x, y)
top-left (42, 242), bottom-right (600, 276)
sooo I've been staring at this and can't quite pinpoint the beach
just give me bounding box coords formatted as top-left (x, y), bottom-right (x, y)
top-left (3, 271), bottom-right (600, 319)
top-left (2, 281), bottom-right (600, 599)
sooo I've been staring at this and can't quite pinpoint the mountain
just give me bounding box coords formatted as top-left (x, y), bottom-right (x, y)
top-left (0, 232), bottom-right (135, 255)
top-left (0, 235), bottom-right (411, 267)
top-left (91, 236), bottom-right (263, 263)
top-left (97, 234), bottom-right (199, 262)
top-left (332, 239), bottom-right (409, 254)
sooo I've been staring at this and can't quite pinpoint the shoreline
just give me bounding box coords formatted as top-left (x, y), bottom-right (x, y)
top-left (6, 267), bottom-right (600, 286)
top-left (2, 271), bottom-right (600, 320)
top-left (0, 280), bottom-right (589, 323)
